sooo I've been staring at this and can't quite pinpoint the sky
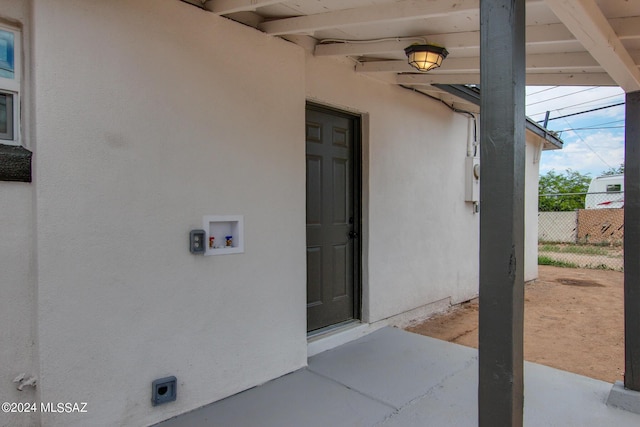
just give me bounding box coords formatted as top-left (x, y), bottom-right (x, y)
top-left (525, 86), bottom-right (626, 178)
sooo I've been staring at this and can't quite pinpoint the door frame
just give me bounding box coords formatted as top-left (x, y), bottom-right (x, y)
top-left (305, 101), bottom-right (362, 331)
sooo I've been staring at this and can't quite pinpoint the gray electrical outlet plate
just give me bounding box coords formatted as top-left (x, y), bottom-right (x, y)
top-left (190, 229), bottom-right (206, 254)
top-left (152, 376), bottom-right (177, 406)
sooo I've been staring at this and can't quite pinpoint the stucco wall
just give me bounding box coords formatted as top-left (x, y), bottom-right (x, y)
top-left (31, 1), bottom-right (306, 426)
top-left (524, 141), bottom-right (541, 282)
top-left (306, 58), bottom-right (544, 319)
top-left (306, 56), bottom-right (481, 323)
top-left (0, 184), bottom-right (37, 427)
top-left (0, 1), bottom-right (37, 427)
top-left (3, 1), bottom-right (548, 425)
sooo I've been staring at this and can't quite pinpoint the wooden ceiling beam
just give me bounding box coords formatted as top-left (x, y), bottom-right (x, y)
top-left (259, 0), bottom-right (480, 36)
top-left (545, 0), bottom-right (640, 92)
top-left (611, 16), bottom-right (640, 40)
top-left (357, 51), bottom-right (605, 73)
top-left (397, 72), bottom-right (616, 86)
top-left (315, 23), bottom-right (576, 57)
top-left (314, 15), bottom-right (640, 59)
top-left (205, 0), bottom-right (283, 15)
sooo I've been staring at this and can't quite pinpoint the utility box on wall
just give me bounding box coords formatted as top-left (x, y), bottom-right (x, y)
top-left (465, 156), bottom-right (480, 202)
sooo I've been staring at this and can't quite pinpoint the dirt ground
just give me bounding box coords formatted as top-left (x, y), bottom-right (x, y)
top-left (406, 265), bottom-right (625, 383)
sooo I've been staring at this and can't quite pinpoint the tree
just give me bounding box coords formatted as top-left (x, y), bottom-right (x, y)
top-left (538, 169), bottom-right (591, 211)
top-left (601, 163), bottom-right (624, 176)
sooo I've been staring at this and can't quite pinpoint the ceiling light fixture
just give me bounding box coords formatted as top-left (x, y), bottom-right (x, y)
top-left (404, 44), bottom-right (448, 72)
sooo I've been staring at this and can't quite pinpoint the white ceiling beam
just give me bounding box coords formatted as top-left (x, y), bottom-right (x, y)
top-left (315, 23), bottom-right (575, 57)
top-left (313, 16), bottom-right (640, 58)
top-left (397, 72), bottom-right (616, 86)
top-left (357, 52), bottom-right (603, 73)
top-left (358, 58), bottom-right (477, 73)
top-left (408, 87), bottom-right (456, 98)
top-left (259, 0), bottom-right (480, 36)
top-left (526, 51), bottom-right (601, 71)
top-left (611, 16), bottom-right (640, 40)
top-left (204, 0), bottom-right (283, 15)
top-left (525, 72), bottom-right (616, 86)
top-left (316, 39), bottom-right (421, 57)
top-left (545, 0), bottom-right (640, 92)
top-left (280, 34), bottom-right (318, 52)
top-left (397, 73), bottom-right (479, 85)
top-left (260, 0), bottom-right (547, 35)
top-left (181, 0), bottom-right (206, 7)
top-left (526, 23), bottom-right (574, 45)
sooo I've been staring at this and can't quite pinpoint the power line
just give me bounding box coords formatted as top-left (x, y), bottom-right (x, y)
top-left (536, 102), bottom-right (625, 122)
top-left (526, 86), bottom-right (597, 107)
top-left (555, 93), bottom-right (624, 113)
top-left (526, 86), bottom-right (559, 97)
top-left (553, 118), bottom-right (626, 132)
top-left (554, 126), bottom-right (624, 132)
top-left (582, 119), bottom-right (625, 127)
top-left (560, 116), bottom-right (613, 170)
top-left (529, 93), bottom-right (624, 117)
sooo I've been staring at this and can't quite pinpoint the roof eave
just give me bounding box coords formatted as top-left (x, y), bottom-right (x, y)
top-left (433, 83), bottom-right (564, 150)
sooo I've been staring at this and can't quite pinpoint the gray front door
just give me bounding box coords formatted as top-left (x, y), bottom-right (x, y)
top-left (305, 104), bottom-right (360, 332)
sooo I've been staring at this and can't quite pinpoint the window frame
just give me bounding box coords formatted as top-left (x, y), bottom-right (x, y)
top-left (0, 23), bottom-right (20, 146)
top-left (0, 90), bottom-right (14, 140)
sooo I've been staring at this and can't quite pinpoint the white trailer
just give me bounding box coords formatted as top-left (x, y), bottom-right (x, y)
top-left (585, 174), bottom-right (624, 209)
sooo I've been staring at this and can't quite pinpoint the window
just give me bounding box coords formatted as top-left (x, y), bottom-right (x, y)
top-left (606, 184), bottom-right (622, 192)
top-left (0, 28), bottom-right (14, 78)
top-left (0, 24), bottom-right (19, 145)
top-left (0, 92), bottom-right (13, 139)
top-left (0, 23), bottom-right (28, 182)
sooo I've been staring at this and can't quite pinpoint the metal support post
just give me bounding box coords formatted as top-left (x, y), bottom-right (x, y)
top-left (478, 0), bottom-right (526, 426)
top-left (625, 90), bottom-right (640, 391)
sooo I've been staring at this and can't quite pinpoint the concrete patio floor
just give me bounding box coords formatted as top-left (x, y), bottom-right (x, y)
top-left (155, 327), bottom-right (640, 427)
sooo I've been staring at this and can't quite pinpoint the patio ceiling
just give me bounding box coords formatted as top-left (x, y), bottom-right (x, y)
top-left (190, 0), bottom-right (640, 111)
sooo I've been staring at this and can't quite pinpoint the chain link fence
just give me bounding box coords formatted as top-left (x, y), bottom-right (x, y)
top-left (538, 192), bottom-right (624, 271)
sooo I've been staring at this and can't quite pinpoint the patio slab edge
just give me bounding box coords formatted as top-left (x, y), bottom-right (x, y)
top-left (607, 381), bottom-right (640, 414)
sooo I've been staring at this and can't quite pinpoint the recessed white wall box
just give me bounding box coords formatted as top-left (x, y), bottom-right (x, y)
top-left (203, 215), bottom-right (244, 255)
